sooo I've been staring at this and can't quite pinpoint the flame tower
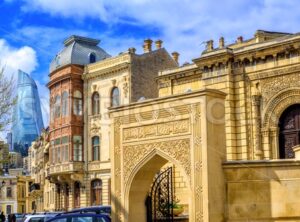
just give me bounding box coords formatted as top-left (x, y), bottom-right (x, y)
top-left (12, 70), bottom-right (44, 156)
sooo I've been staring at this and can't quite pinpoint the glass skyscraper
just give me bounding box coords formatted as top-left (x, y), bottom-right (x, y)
top-left (12, 70), bottom-right (44, 156)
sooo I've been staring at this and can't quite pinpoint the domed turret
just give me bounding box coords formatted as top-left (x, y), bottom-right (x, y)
top-left (50, 35), bottom-right (111, 73)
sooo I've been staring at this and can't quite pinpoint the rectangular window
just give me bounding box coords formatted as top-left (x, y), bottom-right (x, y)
top-left (65, 145), bottom-right (69, 162)
top-left (74, 99), bottom-right (83, 116)
top-left (55, 138), bottom-right (61, 145)
top-left (73, 136), bottom-right (82, 161)
top-left (7, 187), bottom-right (12, 198)
top-left (57, 147), bottom-right (61, 163)
top-left (61, 136), bottom-right (69, 162)
top-left (6, 205), bottom-right (11, 215)
top-left (50, 140), bottom-right (55, 164)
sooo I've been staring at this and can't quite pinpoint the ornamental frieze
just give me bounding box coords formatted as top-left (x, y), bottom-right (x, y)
top-left (260, 73), bottom-right (300, 105)
top-left (123, 138), bottom-right (191, 186)
top-left (248, 63), bottom-right (300, 81)
top-left (123, 119), bottom-right (190, 142)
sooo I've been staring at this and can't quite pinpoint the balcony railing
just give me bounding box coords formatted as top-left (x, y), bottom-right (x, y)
top-left (49, 161), bottom-right (84, 175)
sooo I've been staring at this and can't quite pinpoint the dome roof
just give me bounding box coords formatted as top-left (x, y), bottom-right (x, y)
top-left (50, 35), bottom-right (111, 73)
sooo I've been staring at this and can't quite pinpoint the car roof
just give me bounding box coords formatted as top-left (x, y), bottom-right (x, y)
top-left (47, 213), bottom-right (110, 221)
top-left (25, 215), bottom-right (47, 218)
top-left (74, 206), bottom-right (110, 210)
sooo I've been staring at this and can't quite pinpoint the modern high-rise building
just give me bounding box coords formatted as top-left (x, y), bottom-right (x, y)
top-left (12, 70), bottom-right (44, 156)
top-left (6, 133), bottom-right (12, 151)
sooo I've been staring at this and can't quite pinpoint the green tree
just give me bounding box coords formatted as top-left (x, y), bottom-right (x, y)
top-left (0, 65), bottom-right (16, 132)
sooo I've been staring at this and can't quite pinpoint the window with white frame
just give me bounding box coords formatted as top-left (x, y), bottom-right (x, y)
top-left (73, 136), bottom-right (82, 161)
top-left (92, 136), bottom-right (100, 161)
top-left (73, 90), bottom-right (82, 116)
top-left (62, 91), bottom-right (69, 116)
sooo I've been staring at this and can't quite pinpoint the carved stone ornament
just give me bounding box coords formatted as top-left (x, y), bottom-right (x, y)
top-left (123, 119), bottom-right (190, 142)
top-left (262, 89), bottom-right (300, 128)
top-left (123, 82), bottom-right (128, 98)
top-left (123, 138), bottom-right (191, 186)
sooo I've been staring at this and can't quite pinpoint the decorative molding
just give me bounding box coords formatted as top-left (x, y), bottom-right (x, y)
top-left (123, 139), bottom-right (191, 186)
top-left (262, 88), bottom-right (300, 128)
top-left (249, 63), bottom-right (300, 81)
top-left (260, 73), bottom-right (300, 106)
top-left (123, 119), bottom-right (190, 142)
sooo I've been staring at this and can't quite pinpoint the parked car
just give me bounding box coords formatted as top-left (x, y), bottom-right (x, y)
top-left (14, 213), bottom-right (25, 222)
top-left (22, 213), bottom-right (58, 222)
top-left (46, 214), bottom-right (110, 222)
top-left (64, 206), bottom-right (111, 216)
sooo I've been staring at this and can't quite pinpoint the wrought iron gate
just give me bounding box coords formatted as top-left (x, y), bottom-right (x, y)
top-left (146, 167), bottom-right (174, 222)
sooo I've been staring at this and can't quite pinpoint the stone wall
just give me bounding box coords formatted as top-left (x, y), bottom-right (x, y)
top-left (224, 160), bottom-right (300, 221)
top-left (131, 48), bottom-right (177, 102)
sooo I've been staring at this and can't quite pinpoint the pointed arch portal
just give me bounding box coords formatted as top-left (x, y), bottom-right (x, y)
top-left (110, 90), bottom-right (227, 222)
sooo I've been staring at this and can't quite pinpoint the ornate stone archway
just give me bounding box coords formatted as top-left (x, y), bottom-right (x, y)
top-left (110, 90), bottom-right (227, 222)
top-left (125, 149), bottom-right (192, 222)
top-left (261, 88), bottom-right (300, 159)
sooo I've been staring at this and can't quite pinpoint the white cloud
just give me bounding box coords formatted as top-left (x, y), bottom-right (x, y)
top-left (0, 39), bottom-right (49, 131)
top-left (8, 0), bottom-right (300, 63)
top-left (0, 39), bottom-right (38, 78)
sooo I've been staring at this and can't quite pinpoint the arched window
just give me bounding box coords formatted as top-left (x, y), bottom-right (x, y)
top-left (54, 95), bottom-right (61, 118)
top-left (92, 92), bottom-right (100, 115)
top-left (74, 181), bottom-right (81, 208)
top-left (279, 104), bottom-right (300, 158)
top-left (91, 179), bottom-right (102, 206)
top-left (73, 90), bottom-right (82, 116)
top-left (62, 91), bottom-right (69, 116)
top-left (89, 53), bottom-right (96, 63)
top-left (111, 87), bottom-right (120, 107)
top-left (92, 136), bottom-right (100, 161)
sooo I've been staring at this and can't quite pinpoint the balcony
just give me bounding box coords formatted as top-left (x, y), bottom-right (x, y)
top-left (49, 162), bottom-right (84, 175)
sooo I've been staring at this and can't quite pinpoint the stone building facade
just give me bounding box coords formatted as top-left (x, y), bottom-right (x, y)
top-left (0, 175), bottom-right (18, 215)
top-left (47, 35), bottom-right (178, 210)
top-left (26, 128), bottom-right (56, 213)
top-left (41, 30), bottom-right (300, 221)
top-left (47, 35), bottom-right (111, 211)
top-left (0, 141), bottom-right (9, 173)
top-left (110, 30), bottom-right (300, 222)
top-left (82, 39), bottom-right (178, 207)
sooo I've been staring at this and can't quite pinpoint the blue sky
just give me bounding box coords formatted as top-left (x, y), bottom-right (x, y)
top-left (1, 0), bottom-right (300, 129)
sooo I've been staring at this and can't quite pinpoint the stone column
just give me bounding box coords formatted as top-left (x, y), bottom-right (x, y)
top-left (68, 182), bottom-right (73, 211)
top-left (55, 184), bottom-right (60, 211)
top-left (261, 129), bottom-right (270, 159)
top-left (270, 127), bottom-right (279, 159)
top-left (252, 95), bottom-right (263, 159)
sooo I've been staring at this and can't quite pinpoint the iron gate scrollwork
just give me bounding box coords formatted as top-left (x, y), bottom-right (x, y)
top-left (146, 167), bottom-right (174, 222)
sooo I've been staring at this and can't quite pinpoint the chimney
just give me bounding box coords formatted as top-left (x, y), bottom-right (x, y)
top-left (237, 36), bottom-right (243, 43)
top-left (155, 40), bottom-right (163, 49)
top-left (172, 52), bottom-right (179, 64)
top-left (143, 39), bottom-right (153, 53)
top-left (206, 40), bottom-right (214, 51)
top-left (219, 37), bottom-right (225, 48)
top-left (128, 47), bottom-right (136, 54)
